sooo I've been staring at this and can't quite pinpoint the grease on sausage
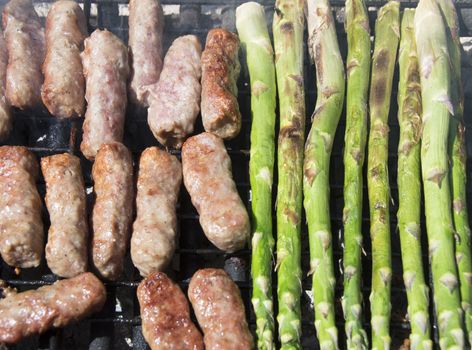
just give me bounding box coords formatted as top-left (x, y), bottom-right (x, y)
top-left (92, 142), bottom-right (134, 280)
top-left (0, 146), bottom-right (43, 268)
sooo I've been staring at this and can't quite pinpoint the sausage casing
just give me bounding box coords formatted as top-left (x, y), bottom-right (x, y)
top-left (0, 146), bottom-right (43, 268)
top-left (201, 28), bottom-right (241, 139)
top-left (0, 28), bottom-right (11, 141)
top-left (41, 153), bottom-right (88, 278)
top-left (2, 0), bottom-right (45, 110)
top-left (188, 268), bottom-right (254, 350)
top-left (0, 272), bottom-right (106, 344)
top-left (148, 35), bottom-right (202, 149)
top-left (137, 272), bottom-right (204, 350)
top-left (128, 0), bottom-right (164, 107)
top-left (41, 0), bottom-right (87, 118)
top-left (182, 132), bottom-right (250, 252)
top-left (131, 147), bottom-right (182, 277)
top-left (80, 29), bottom-right (129, 160)
top-left (92, 142), bottom-right (134, 280)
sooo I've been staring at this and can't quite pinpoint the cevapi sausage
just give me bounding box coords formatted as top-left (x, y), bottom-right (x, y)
top-left (92, 142), bottom-right (134, 280)
top-left (0, 28), bottom-right (11, 141)
top-left (148, 35), bottom-right (202, 148)
top-left (128, 0), bottom-right (164, 107)
top-left (0, 272), bottom-right (106, 344)
top-left (3, 0), bottom-right (45, 110)
top-left (42, 0), bottom-right (88, 118)
top-left (80, 29), bottom-right (129, 160)
top-left (188, 268), bottom-right (254, 350)
top-left (41, 153), bottom-right (88, 278)
top-left (182, 132), bottom-right (250, 252)
top-left (0, 146), bottom-right (43, 268)
top-left (201, 28), bottom-right (241, 139)
top-left (137, 272), bottom-right (204, 350)
top-left (131, 147), bottom-right (182, 277)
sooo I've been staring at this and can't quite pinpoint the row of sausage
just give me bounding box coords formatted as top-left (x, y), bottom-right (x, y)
top-left (0, 269), bottom-right (254, 349)
top-left (0, 132), bottom-right (250, 280)
top-left (0, 0), bottom-right (242, 157)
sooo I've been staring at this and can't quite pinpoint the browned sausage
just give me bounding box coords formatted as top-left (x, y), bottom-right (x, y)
top-left (131, 147), bottom-right (182, 277)
top-left (201, 28), bottom-right (241, 139)
top-left (80, 29), bottom-right (129, 160)
top-left (188, 268), bottom-right (254, 350)
top-left (41, 153), bottom-right (88, 278)
top-left (137, 271), bottom-right (204, 350)
top-left (0, 272), bottom-right (106, 344)
top-left (0, 146), bottom-right (43, 268)
top-left (128, 0), bottom-right (164, 107)
top-left (91, 142), bottom-right (134, 280)
top-left (2, 0), bottom-right (45, 110)
top-left (148, 35), bottom-right (202, 149)
top-left (0, 28), bottom-right (11, 141)
top-left (41, 0), bottom-right (87, 118)
top-left (182, 132), bottom-right (250, 252)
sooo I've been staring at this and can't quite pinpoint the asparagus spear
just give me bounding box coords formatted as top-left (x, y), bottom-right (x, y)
top-left (367, 2), bottom-right (399, 349)
top-left (273, 0), bottom-right (306, 348)
top-left (342, 0), bottom-right (370, 347)
top-left (397, 9), bottom-right (432, 350)
top-left (435, 0), bottom-right (472, 344)
top-left (303, 0), bottom-right (344, 348)
top-left (236, 3), bottom-right (277, 349)
top-left (414, 0), bottom-right (465, 347)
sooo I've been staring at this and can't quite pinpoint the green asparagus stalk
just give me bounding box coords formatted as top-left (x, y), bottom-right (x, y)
top-left (342, 0), bottom-right (370, 347)
top-left (367, 2), bottom-right (399, 349)
top-left (414, 0), bottom-right (465, 347)
top-left (435, 0), bottom-right (472, 344)
top-left (273, 0), bottom-right (306, 348)
top-left (397, 9), bottom-right (432, 350)
top-left (236, 3), bottom-right (277, 349)
top-left (303, 0), bottom-right (345, 348)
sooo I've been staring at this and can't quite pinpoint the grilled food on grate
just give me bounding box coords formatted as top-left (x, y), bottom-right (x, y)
top-left (148, 35), bottom-right (202, 149)
top-left (137, 271), bottom-right (204, 350)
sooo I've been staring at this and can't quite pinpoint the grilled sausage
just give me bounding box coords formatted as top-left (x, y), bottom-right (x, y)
top-left (131, 147), bottom-right (182, 277)
top-left (182, 132), bottom-right (250, 252)
top-left (92, 142), bottom-right (134, 280)
top-left (201, 28), bottom-right (241, 139)
top-left (148, 35), bottom-right (202, 149)
top-left (41, 153), bottom-right (88, 278)
top-left (188, 268), bottom-right (253, 350)
top-left (128, 0), bottom-right (164, 107)
top-left (0, 272), bottom-right (106, 344)
top-left (137, 272), bottom-right (204, 350)
top-left (3, 0), bottom-right (45, 110)
top-left (0, 146), bottom-right (43, 268)
top-left (41, 0), bottom-right (87, 118)
top-left (80, 29), bottom-right (129, 160)
top-left (0, 29), bottom-right (11, 141)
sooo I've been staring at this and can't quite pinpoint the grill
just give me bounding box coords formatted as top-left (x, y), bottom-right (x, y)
top-left (1, 0), bottom-right (472, 349)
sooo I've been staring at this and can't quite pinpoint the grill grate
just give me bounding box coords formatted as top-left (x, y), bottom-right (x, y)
top-left (1, 0), bottom-right (472, 349)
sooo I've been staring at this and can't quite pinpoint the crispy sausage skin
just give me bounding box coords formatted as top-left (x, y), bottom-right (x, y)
top-left (0, 28), bottom-right (11, 141)
top-left (137, 272), bottom-right (204, 350)
top-left (201, 28), bottom-right (241, 139)
top-left (3, 0), bottom-right (45, 110)
top-left (182, 132), bottom-right (250, 252)
top-left (41, 153), bottom-right (88, 278)
top-left (41, 0), bottom-right (88, 118)
top-left (80, 29), bottom-right (129, 160)
top-left (128, 0), bottom-right (164, 107)
top-left (0, 272), bottom-right (106, 344)
top-left (131, 147), bottom-right (182, 277)
top-left (0, 146), bottom-right (43, 268)
top-left (188, 269), bottom-right (254, 350)
top-left (92, 142), bottom-right (134, 280)
top-left (148, 35), bottom-right (202, 149)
